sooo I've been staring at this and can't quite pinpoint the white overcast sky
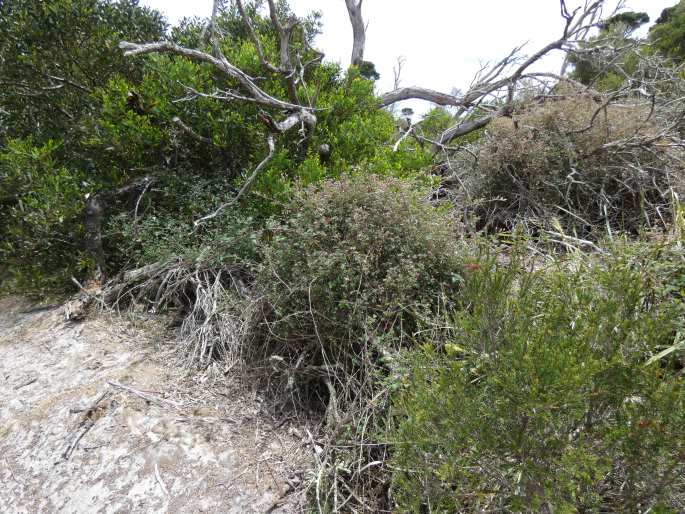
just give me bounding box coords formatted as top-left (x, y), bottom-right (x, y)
top-left (139, 0), bottom-right (676, 112)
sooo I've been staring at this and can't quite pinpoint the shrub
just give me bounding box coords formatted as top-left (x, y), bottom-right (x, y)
top-left (105, 173), bottom-right (263, 270)
top-left (0, 0), bottom-right (165, 292)
top-left (256, 174), bottom-right (464, 403)
top-left (0, 139), bottom-right (87, 294)
top-left (473, 95), bottom-right (684, 237)
top-left (389, 240), bottom-right (685, 513)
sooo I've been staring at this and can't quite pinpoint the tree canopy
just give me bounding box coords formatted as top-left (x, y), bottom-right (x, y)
top-left (650, 0), bottom-right (685, 61)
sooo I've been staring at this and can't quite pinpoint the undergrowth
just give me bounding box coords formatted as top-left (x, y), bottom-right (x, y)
top-left (388, 239), bottom-right (685, 513)
top-left (254, 174), bottom-right (465, 409)
top-left (471, 94), bottom-right (684, 238)
top-left (98, 173), bottom-right (685, 512)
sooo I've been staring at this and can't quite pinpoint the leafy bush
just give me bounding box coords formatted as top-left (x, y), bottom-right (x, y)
top-left (0, 0), bottom-right (166, 292)
top-left (107, 183), bottom-right (262, 271)
top-left (0, 139), bottom-right (88, 293)
top-left (650, 1), bottom-right (685, 63)
top-left (0, 0), bottom-right (166, 145)
top-left (473, 95), bottom-right (684, 237)
top-left (390, 240), bottom-right (685, 513)
top-left (256, 174), bottom-right (464, 402)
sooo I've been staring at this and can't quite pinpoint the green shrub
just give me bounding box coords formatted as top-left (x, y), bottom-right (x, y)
top-left (389, 240), bottom-right (685, 513)
top-left (474, 95), bottom-right (684, 237)
top-left (257, 174), bottom-right (464, 400)
top-left (650, 1), bottom-right (685, 63)
top-left (0, 139), bottom-right (88, 293)
top-left (0, 0), bottom-right (165, 292)
top-left (107, 196), bottom-right (262, 271)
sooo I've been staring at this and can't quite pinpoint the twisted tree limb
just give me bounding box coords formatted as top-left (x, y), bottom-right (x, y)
top-left (119, 41), bottom-right (307, 114)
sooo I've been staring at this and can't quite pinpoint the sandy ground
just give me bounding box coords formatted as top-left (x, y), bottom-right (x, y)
top-left (0, 297), bottom-right (312, 513)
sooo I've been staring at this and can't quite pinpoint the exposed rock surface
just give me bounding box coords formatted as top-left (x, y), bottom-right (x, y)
top-left (0, 297), bottom-right (310, 513)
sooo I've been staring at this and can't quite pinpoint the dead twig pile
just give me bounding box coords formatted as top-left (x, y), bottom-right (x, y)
top-left (100, 257), bottom-right (258, 368)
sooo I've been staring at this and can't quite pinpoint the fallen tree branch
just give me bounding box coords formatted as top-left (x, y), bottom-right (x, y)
top-left (378, 0), bottom-right (605, 145)
top-left (107, 380), bottom-right (182, 409)
top-left (61, 390), bottom-right (112, 461)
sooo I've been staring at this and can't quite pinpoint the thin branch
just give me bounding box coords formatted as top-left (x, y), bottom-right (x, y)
top-left (172, 116), bottom-right (213, 145)
top-left (194, 135), bottom-right (276, 228)
top-left (235, 0), bottom-right (281, 75)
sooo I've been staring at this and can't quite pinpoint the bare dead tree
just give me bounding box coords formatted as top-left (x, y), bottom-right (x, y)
top-left (344, 0), bottom-right (365, 66)
top-left (372, 1), bottom-right (609, 147)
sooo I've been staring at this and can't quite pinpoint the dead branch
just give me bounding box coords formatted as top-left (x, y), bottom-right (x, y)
top-left (107, 380), bottom-right (182, 409)
top-left (235, 0), bottom-right (280, 75)
top-left (201, 0), bottom-right (222, 43)
top-left (393, 121), bottom-right (414, 152)
top-left (378, 0), bottom-right (605, 146)
top-left (61, 390), bottom-right (112, 461)
top-left (379, 86), bottom-right (470, 108)
top-left (13, 377), bottom-right (37, 390)
top-left (120, 5), bottom-right (319, 223)
top-left (173, 116), bottom-right (213, 145)
top-left (119, 41), bottom-right (307, 114)
top-left (236, 0), bottom-right (300, 103)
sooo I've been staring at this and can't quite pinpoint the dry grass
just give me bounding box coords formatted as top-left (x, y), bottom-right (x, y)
top-left (101, 258), bottom-right (258, 368)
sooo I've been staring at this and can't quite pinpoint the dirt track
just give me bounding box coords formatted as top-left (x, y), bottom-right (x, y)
top-left (0, 297), bottom-right (311, 513)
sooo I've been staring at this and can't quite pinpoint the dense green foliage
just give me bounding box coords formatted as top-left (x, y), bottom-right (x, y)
top-left (650, 0), bottom-right (685, 62)
top-left (0, 0), bottom-right (166, 292)
top-left (0, 0), bottom-right (434, 293)
top-left (390, 241), bottom-right (685, 512)
top-left (0, 0), bottom-right (166, 142)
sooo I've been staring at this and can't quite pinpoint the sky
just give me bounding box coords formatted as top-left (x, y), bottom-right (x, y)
top-left (139, 0), bottom-right (677, 112)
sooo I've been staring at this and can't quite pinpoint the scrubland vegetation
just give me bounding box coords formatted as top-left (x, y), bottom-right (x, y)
top-left (2, 0), bottom-right (685, 511)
